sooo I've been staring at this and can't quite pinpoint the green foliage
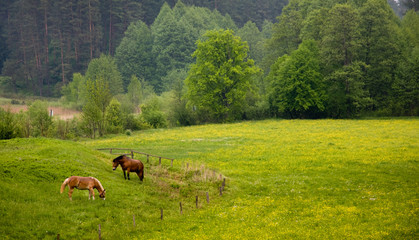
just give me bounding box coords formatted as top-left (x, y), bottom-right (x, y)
top-left (390, 10), bottom-right (419, 116)
top-left (52, 118), bottom-right (82, 140)
top-left (81, 78), bottom-right (112, 138)
top-left (265, 0), bottom-right (304, 67)
top-left (326, 61), bottom-right (372, 118)
top-left (358, 0), bottom-right (402, 110)
top-left (126, 75), bottom-right (143, 111)
top-left (85, 54), bottom-right (123, 95)
top-left (61, 73), bottom-right (86, 108)
top-left (28, 100), bottom-right (53, 137)
top-left (269, 40), bottom-right (325, 118)
top-left (0, 108), bottom-right (21, 139)
top-left (115, 20), bottom-right (154, 89)
top-left (185, 29), bottom-right (260, 122)
top-left (237, 21), bottom-right (264, 64)
top-left (141, 95), bottom-right (168, 128)
top-left (105, 98), bottom-right (124, 134)
top-left (321, 4), bottom-right (360, 69)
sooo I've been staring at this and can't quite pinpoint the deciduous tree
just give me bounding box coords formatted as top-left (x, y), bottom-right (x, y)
top-left (185, 29), bottom-right (259, 122)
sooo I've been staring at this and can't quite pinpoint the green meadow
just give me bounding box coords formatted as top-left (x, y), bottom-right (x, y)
top-left (0, 119), bottom-right (418, 239)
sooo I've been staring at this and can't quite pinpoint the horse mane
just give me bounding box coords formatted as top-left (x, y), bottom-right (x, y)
top-left (113, 155), bottom-right (126, 162)
top-left (93, 177), bottom-right (105, 192)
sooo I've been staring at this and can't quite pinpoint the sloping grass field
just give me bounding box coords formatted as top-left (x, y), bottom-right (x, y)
top-left (0, 119), bottom-right (418, 239)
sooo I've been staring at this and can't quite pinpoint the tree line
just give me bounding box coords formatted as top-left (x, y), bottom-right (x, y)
top-left (0, 0), bottom-right (287, 96)
top-left (0, 0), bottom-right (418, 140)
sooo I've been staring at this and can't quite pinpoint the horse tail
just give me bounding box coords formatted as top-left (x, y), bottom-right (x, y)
top-left (60, 178), bottom-right (70, 193)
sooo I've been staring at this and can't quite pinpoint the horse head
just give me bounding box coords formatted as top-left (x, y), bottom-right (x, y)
top-left (112, 159), bottom-right (119, 170)
top-left (99, 189), bottom-right (106, 200)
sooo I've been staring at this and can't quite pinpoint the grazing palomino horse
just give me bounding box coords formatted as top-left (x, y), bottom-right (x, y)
top-left (60, 176), bottom-right (106, 200)
top-left (112, 155), bottom-right (144, 181)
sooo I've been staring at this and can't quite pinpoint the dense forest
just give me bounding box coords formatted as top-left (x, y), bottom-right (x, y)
top-left (0, 0), bottom-right (287, 96)
top-left (0, 0), bottom-right (418, 136)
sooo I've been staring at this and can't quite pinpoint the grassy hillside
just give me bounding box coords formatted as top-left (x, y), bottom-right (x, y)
top-left (1, 119), bottom-right (418, 239)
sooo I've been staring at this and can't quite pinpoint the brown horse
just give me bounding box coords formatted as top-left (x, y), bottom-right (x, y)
top-left (112, 155), bottom-right (144, 181)
top-left (60, 176), bottom-right (106, 200)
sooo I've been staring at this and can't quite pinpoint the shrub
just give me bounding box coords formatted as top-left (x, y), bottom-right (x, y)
top-left (140, 96), bottom-right (168, 128)
top-left (0, 108), bottom-right (21, 139)
top-left (105, 98), bottom-right (124, 134)
top-left (28, 101), bottom-right (53, 137)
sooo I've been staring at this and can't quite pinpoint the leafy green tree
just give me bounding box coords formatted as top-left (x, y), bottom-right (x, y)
top-left (28, 100), bottom-right (53, 137)
top-left (237, 21), bottom-right (264, 64)
top-left (359, 0), bottom-right (402, 111)
top-left (320, 4), bottom-right (361, 71)
top-left (185, 29), bottom-right (260, 122)
top-left (300, 8), bottom-right (328, 42)
top-left (151, 2), bottom-right (196, 92)
top-left (140, 95), bottom-right (167, 128)
top-left (85, 54), bottom-right (123, 94)
top-left (391, 10), bottom-right (419, 115)
top-left (82, 77), bottom-right (111, 138)
top-left (268, 40), bottom-right (325, 118)
top-left (61, 73), bottom-right (86, 107)
top-left (326, 61), bottom-right (371, 118)
top-left (265, 1), bottom-right (303, 67)
top-left (392, 47), bottom-right (419, 115)
top-left (127, 75), bottom-right (143, 112)
top-left (105, 98), bottom-right (124, 133)
top-left (115, 20), bottom-right (154, 89)
top-left (0, 108), bottom-right (21, 139)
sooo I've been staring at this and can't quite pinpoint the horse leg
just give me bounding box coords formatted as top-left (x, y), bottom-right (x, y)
top-left (89, 188), bottom-right (95, 200)
top-left (127, 169), bottom-right (131, 180)
top-left (68, 187), bottom-right (74, 201)
top-left (123, 169), bottom-right (126, 180)
top-left (137, 170), bottom-right (143, 181)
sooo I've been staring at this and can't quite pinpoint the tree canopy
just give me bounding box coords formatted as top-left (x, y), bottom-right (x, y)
top-left (185, 29), bottom-right (260, 122)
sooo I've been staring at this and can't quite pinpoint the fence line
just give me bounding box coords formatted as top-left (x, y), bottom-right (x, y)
top-left (97, 148), bottom-right (174, 166)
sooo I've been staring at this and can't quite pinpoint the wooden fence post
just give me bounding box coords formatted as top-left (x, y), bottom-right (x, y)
top-left (196, 196), bottom-right (199, 208)
top-left (180, 202), bottom-right (183, 214)
top-left (98, 224), bottom-right (101, 240)
top-left (131, 151), bottom-right (134, 159)
top-left (206, 192), bottom-right (209, 203)
top-left (159, 157), bottom-right (161, 165)
top-left (171, 159), bottom-right (173, 167)
top-left (57, 234), bottom-right (60, 240)
top-left (147, 155), bottom-right (149, 163)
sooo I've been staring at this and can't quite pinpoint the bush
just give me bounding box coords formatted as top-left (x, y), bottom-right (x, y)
top-left (142, 110), bottom-right (167, 128)
top-left (28, 101), bottom-right (53, 137)
top-left (124, 114), bottom-right (151, 131)
top-left (105, 98), bottom-right (124, 134)
top-left (0, 108), bottom-right (21, 139)
top-left (140, 96), bottom-right (168, 128)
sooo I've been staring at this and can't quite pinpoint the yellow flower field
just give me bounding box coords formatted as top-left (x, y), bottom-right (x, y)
top-left (86, 119), bottom-right (418, 239)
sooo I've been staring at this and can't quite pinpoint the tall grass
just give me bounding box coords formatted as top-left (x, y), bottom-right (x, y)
top-left (0, 119), bottom-right (418, 239)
